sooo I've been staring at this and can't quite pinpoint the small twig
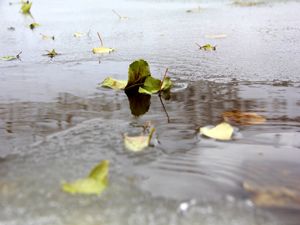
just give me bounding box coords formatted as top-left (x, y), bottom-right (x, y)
top-left (16, 51), bottom-right (22, 59)
top-left (160, 68), bottom-right (168, 89)
top-left (97, 32), bottom-right (103, 46)
top-left (112, 10), bottom-right (122, 19)
top-left (159, 95), bottom-right (170, 123)
top-left (195, 42), bottom-right (202, 49)
top-left (124, 82), bottom-right (145, 91)
top-left (158, 68), bottom-right (168, 96)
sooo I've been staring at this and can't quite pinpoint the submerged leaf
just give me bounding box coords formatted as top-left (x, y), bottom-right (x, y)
top-left (124, 128), bottom-right (155, 152)
top-left (21, 1), bottom-right (32, 14)
top-left (92, 47), bottom-right (114, 54)
top-left (223, 111), bottom-right (266, 125)
top-left (125, 59), bottom-right (151, 91)
top-left (243, 182), bottom-right (300, 208)
top-left (100, 77), bottom-right (127, 90)
top-left (29, 23), bottom-right (40, 30)
top-left (62, 160), bottom-right (109, 195)
top-left (200, 122), bottom-right (234, 141)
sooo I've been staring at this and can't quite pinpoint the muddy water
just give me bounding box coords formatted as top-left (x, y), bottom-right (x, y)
top-left (1, 0), bottom-right (300, 225)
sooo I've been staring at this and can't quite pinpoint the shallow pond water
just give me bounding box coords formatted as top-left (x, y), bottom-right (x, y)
top-left (1, 0), bottom-right (300, 225)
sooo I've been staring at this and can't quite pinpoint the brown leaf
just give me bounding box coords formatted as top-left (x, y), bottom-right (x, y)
top-left (243, 182), bottom-right (300, 209)
top-left (222, 110), bottom-right (266, 125)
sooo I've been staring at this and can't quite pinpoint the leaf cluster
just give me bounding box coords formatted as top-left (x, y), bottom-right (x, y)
top-left (100, 59), bottom-right (172, 96)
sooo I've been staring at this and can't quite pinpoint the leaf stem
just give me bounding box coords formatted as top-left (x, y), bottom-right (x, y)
top-left (195, 42), bottom-right (202, 49)
top-left (158, 68), bottom-right (168, 95)
top-left (159, 95), bottom-right (170, 123)
top-left (16, 51), bottom-right (22, 59)
top-left (147, 127), bottom-right (156, 144)
top-left (112, 10), bottom-right (122, 19)
top-left (97, 32), bottom-right (104, 46)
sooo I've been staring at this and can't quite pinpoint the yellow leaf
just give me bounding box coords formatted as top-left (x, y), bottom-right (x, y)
top-left (92, 47), bottom-right (114, 54)
top-left (100, 77), bottom-right (127, 90)
top-left (40, 33), bottom-right (55, 40)
top-left (62, 160), bottom-right (109, 195)
top-left (29, 23), bottom-right (40, 30)
top-left (21, 1), bottom-right (32, 14)
top-left (73, 32), bottom-right (86, 38)
top-left (124, 128), bottom-right (155, 152)
top-left (62, 178), bottom-right (107, 195)
top-left (205, 34), bottom-right (227, 39)
top-left (200, 122), bottom-right (233, 141)
top-left (222, 111), bottom-right (266, 125)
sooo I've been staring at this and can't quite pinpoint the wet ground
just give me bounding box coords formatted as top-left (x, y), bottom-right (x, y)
top-left (1, 0), bottom-right (300, 224)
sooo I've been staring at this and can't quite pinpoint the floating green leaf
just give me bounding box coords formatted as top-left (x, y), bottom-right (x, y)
top-left (101, 77), bottom-right (127, 90)
top-left (124, 128), bottom-right (155, 152)
top-left (62, 160), bottom-right (109, 195)
top-left (138, 71), bottom-right (172, 95)
top-left (138, 76), bottom-right (161, 95)
top-left (196, 43), bottom-right (216, 51)
top-left (200, 122), bottom-right (233, 140)
top-left (126, 59), bottom-right (151, 90)
top-left (99, 60), bottom-right (172, 96)
top-left (43, 49), bottom-right (59, 58)
top-left (21, 1), bottom-right (32, 14)
top-left (0, 51), bottom-right (22, 61)
top-left (29, 23), bottom-right (40, 30)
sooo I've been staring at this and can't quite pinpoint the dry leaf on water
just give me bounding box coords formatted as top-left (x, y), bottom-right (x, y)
top-left (223, 111), bottom-right (266, 125)
top-left (205, 34), bottom-right (227, 39)
top-left (200, 122), bottom-right (234, 141)
top-left (124, 128), bottom-right (155, 152)
top-left (100, 77), bottom-right (127, 90)
top-left (92, 32), bottom-right (114, 54)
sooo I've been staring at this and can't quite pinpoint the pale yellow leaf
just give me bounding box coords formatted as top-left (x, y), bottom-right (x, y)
top-left (100, 77), bottom-right (127, 90)
top-left (92, 47), bottom-right (114, 54)
top-left (124, 128), bottom-right (155, 152)
top-left (205, 34), bottom-right (227, 39)
top-left (200, 122), bottom-right (233, 140)
top-left (73, 32), bottom-right (86, 38)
